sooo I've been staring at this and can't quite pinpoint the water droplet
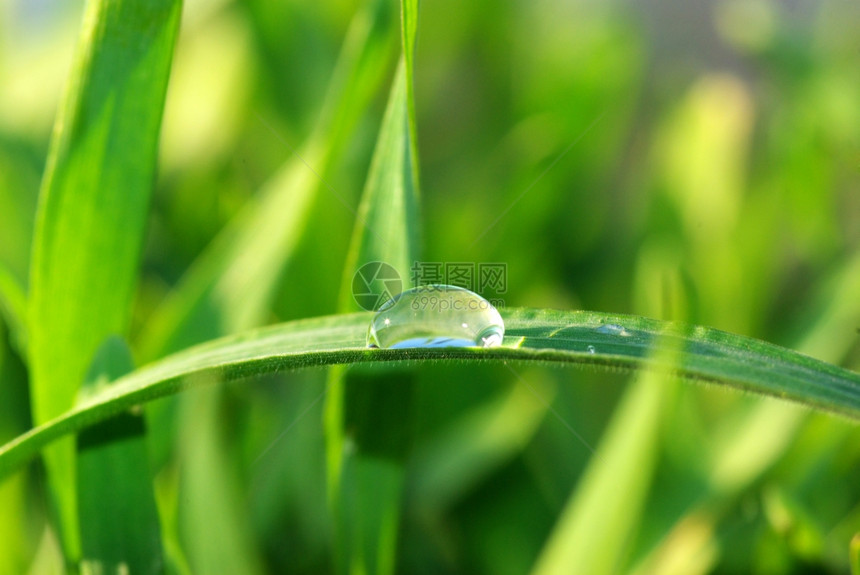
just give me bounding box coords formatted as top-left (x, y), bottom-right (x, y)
top-left (586, 345), bottom-right (596, 354)
top-left (367, 285), bottom-right (505, 349)
top-left (595, 323), bottom-right (631, 336)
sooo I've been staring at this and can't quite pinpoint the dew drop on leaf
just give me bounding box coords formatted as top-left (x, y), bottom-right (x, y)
top-left (595, 324), bottom-right (631, 336)
top-left (366, 285), bottom-right (505, 349)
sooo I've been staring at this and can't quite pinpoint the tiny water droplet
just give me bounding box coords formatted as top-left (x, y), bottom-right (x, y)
top-left (595, 323), bottom-right (631, 336)
top-left (586, 345), bottom-right (596, 354)
top-left (366, 285), bottom-right (505, 349)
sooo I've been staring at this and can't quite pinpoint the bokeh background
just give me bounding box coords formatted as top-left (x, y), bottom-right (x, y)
top-left (1, 0), bottom-right (859, 573)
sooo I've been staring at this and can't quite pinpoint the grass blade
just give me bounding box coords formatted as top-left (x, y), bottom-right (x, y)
top-left (325, 0), bottom-right (421, 570)
top-left (2, 308), bottom-right (859, 482)
top-left (530, 346), bottom-right (674, 575)
top-left (326, 62), bottom-right (418, 575)
top-left (27, 0), bottom-right (181, 560)
top-left (0, 320), bottom-right (34, 575)
top-left (177, 383), bottom-right (265, 575)
top-left (77, 336), bottom-right (163, 574)
top-left (0, 262), bottom-right (27, 355)
top-left (400, 0), bottom-right (420, 187)
top-left (336, 63), bottom-right (420, 312)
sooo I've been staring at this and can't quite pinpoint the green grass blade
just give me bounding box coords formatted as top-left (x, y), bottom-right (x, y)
top-left (336, 63), bottom-right (419, 312)
top-left (327, 64), bottom-right (418, 575)
top-left (338, 451), bottom-right (405, 575)
top-left (2, 308), bottom-right (859, 483)
top-left (335, 0), bottom-right (420, 312)
top-left (77, 336), bottom-right (163, 574)
top-left (0, 320), bottom-right (34, 575)
top-left (530, 345), bottom-right (674, 575)
top-left (0, 262), bottom-right (27, 355)
top-left (326, 0), bottom-right (421, 572)
top-left (400, 0), bottom-right (420, 188)
top-left (532, 246), bottom-right (683, 575)
top-left (0, 461), bottom-right (30, 573)
top-left (177, 384), bottom-right (265, 575)
top-left (27, 0), bottom-right (181, 561)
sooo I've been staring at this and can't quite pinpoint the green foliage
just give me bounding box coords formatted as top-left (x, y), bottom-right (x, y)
top-left (0, 262), bottom-right (26, 354)
top-left (26, 0), bottom-right (181, 561)
top-left (77, 336), bottom-right (162, 574)
top-left (325, 0), bottom-right (422, 571)
top-left (531, 357), bottom-right (670, 575)
top-left (1, 0), bottom-right (858, 572)
top-left (2, 308), bottom-right (858, 481)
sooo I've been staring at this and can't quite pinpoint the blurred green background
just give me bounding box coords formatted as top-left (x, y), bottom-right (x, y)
top-left (1, 0), bottom-right (859, 573)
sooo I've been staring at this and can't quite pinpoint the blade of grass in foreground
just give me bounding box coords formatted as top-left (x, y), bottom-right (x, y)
top-left (2, 308), bottom-right (859, 482)
top-left (27, 0), bottom-right (181, 561)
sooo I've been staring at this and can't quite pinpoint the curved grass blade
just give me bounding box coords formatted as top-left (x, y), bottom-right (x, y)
top-left (27, 0), bottom-right (181, 560)
top-left (1, 308), bottom-right (858, 483)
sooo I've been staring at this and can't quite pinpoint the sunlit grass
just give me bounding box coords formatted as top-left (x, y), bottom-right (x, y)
top-left (0, 0), bottom-right (858, 573)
